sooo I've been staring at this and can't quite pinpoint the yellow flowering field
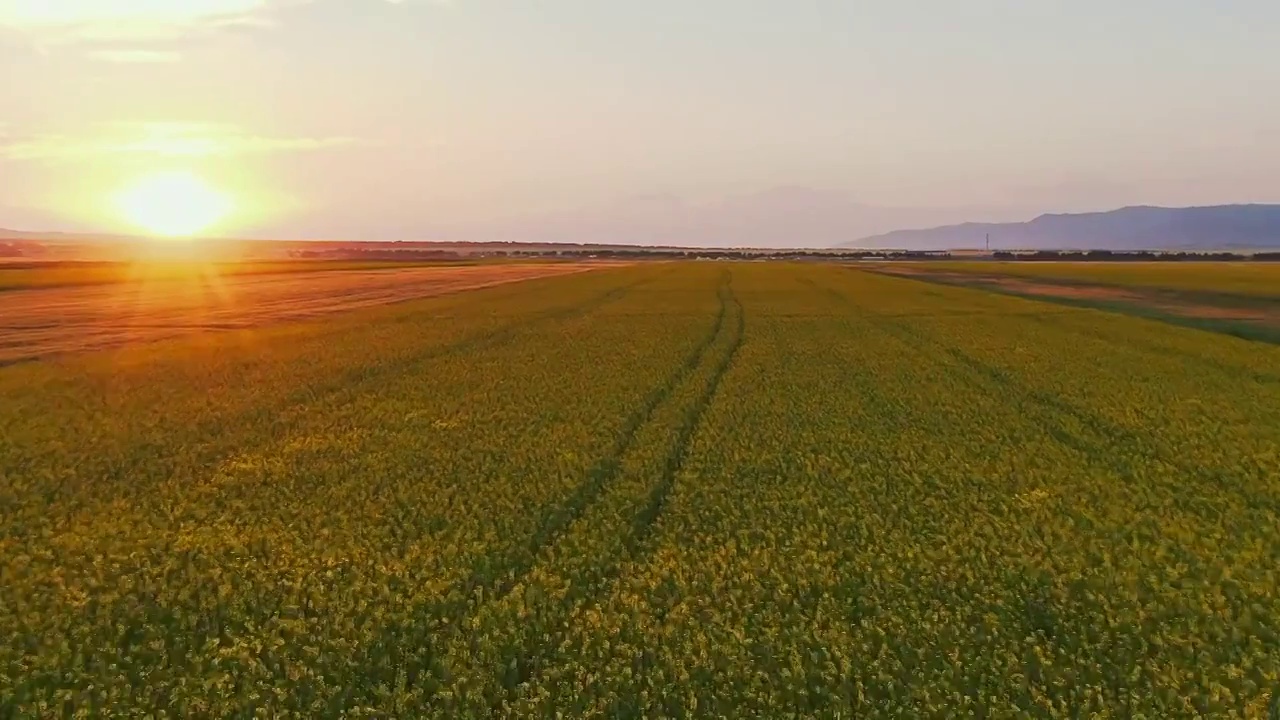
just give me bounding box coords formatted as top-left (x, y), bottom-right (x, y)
top-left (2, 262), bottom-right (1278, 717)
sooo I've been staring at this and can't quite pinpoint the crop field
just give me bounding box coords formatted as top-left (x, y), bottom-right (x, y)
top-left (0, 259), bottom-right (517, 292)
top-left (876, 261), bottom-right (1280, 346)
top-left (2, 262), bottom-right (1279, 717)
top-left (917, 260), bottom-right (1280, 298)
top-left (0, 262), bottom-right (601, 365)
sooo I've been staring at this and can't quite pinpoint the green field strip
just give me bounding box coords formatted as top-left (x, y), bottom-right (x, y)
top-left (920, 261), bottom-right (1280, 299)
top-left (869, 266), bottom-right (1280, 346)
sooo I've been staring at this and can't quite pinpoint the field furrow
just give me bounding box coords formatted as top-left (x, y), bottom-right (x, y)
top-left (422, 273), bottom-right (746, 716)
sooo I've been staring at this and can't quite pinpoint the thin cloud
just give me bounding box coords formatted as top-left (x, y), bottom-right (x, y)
top-left (1, 122), bottom-right (366, 161)
top-left (0, 0), bottom-right (269, 41)
top-left (0, 0), bottom-right (442, 42)
top-left (86, 48), bottom-right (182, 62)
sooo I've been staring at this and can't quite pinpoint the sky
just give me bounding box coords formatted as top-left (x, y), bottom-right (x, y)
top-left (2, 0), bottom-right (1279, 246)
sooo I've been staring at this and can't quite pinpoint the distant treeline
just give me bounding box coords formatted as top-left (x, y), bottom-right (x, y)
top-left (489, 248), bottom-right (964, 261)
top-left (991, 250), bottom-right (1280, 262)
top-left (289, 248), bottom-right (465, 260)
top-left (290, 246), bottom-right (963, 261)
top-left (292, 246), bottom-right (1280, 262)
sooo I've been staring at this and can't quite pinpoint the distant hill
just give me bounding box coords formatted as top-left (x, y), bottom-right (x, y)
top-left (844, 204), bottom-right (1280, 251)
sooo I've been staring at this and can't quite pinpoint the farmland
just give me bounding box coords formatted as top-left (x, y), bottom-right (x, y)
top-left (0, 262), bottom-right (601, 365)
top-left (911, 260), bottom-right (1280, 298)
top-left (0, 260), bottom-right (485, 293)
top-left (2, 262), bottom-right (1279, 717)
top-left (875, 261), bottom-right (1280, 345)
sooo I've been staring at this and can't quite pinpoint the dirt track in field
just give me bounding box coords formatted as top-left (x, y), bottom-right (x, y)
top-left (0, 263), bottom-right (608, 364)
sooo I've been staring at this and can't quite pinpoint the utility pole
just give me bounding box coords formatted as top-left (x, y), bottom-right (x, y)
top-left (986, 233), bottom-right (991, 252)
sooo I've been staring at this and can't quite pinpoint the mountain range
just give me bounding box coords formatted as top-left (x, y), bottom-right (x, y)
top-left (846, 204), bottom-right (1280, 251)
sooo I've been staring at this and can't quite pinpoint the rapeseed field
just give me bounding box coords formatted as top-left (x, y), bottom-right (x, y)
top-left (3, 263), bottom-right (1278, 717)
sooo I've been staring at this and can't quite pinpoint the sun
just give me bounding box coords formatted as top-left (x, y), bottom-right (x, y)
top-left (114, 171), bottom-right (233, 238)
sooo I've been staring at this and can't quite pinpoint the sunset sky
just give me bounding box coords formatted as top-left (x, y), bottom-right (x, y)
top-left (2, 0), bottom-right (1279, 245)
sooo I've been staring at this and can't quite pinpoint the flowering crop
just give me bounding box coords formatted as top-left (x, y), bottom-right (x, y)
top-left (2, 262), bottom-right (1278, 717)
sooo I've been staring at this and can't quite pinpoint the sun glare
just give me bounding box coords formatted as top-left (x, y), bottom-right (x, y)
top-left (115, 171), bottom-right (233, 238)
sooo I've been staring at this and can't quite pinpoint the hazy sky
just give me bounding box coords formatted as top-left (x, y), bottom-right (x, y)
top-left (2, 0), bottom-right (1279, 245)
